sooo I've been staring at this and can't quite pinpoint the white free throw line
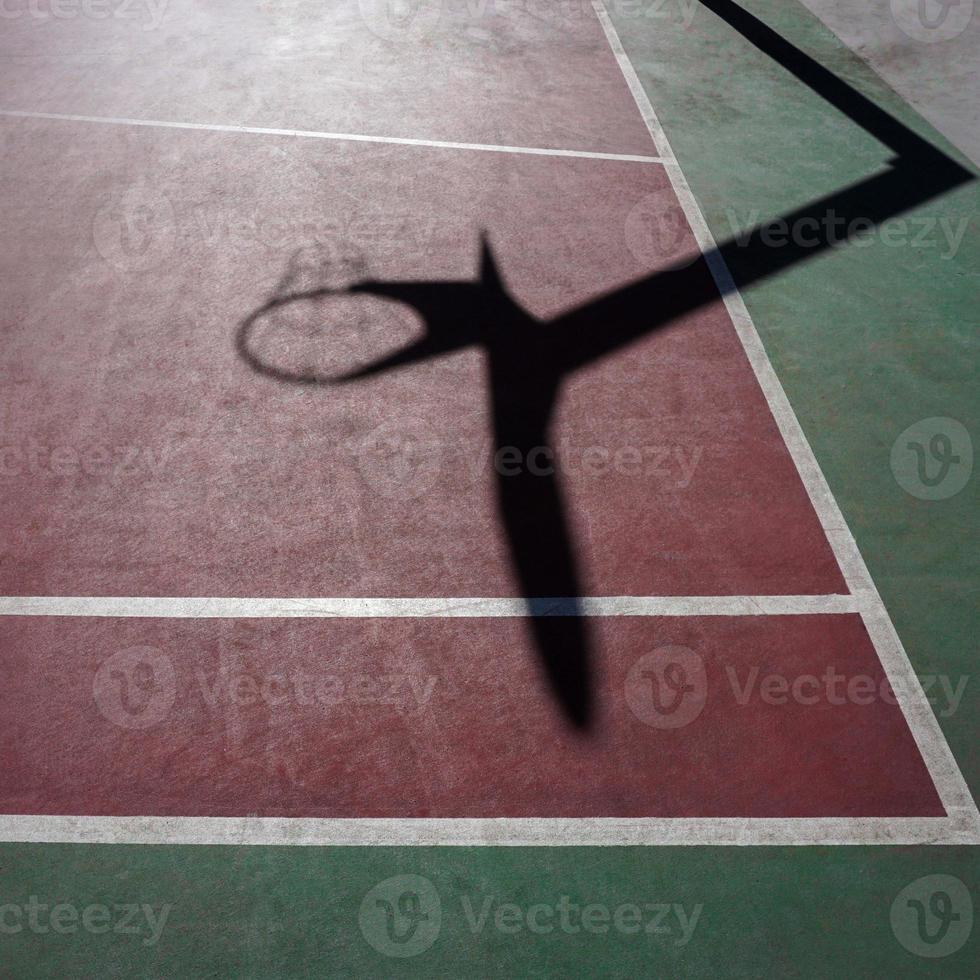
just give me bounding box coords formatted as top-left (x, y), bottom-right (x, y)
top-left (0, 594), bottom-right (859, 618)
top-left (1, 812), bottom-right (978, 846)
top-left (590, 0), bottom-right (978, 834)
top-left (0, 109), bottom-right (665, 164)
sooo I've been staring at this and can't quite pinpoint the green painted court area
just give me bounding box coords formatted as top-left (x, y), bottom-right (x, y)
top-left (0, 0), bottom-right (977, 975)
top-left (0, 845), bottom-right (976, 976)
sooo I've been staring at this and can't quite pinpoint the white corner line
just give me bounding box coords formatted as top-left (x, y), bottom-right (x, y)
top-left (0, 108), bottom-right (665, 165)
top-left (0, 594), bottom-right (859, 618)
top-left (589, 0), bottom-right (979, 831)
top-left (1, 813), bottom-right (978, 846)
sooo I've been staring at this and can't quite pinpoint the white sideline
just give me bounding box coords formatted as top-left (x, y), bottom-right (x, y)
top-left (1, 812), bottom-right (979, 847)
top-left (0, 109), bottom-right (664, 164)
top-left (0, 594), bottom-right (859, 618)
top-left (590, 0), bottom-right (979, 843)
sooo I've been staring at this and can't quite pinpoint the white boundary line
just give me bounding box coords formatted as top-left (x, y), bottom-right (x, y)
top-left (0, 109), bottom-right (664, 164)
top-left (2, 813), bottom-right (979, 846)
top-left (0, 594), bottom-right (857, 618)
top-left (590, 0), bottom-right (979, 844)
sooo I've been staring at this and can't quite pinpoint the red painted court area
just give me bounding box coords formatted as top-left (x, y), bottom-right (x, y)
top-left (2, 615), bottom-right (941, 817)
top-left (1, 138), bottom-right (843, 598)
top-left (0, 1), bottom-right (949, 829)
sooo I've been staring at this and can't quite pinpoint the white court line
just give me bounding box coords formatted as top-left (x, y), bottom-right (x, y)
top-left (590, 0), bottom-right (979, 842)
top-left (0, 109), bottom-right (664, 164)
top-left (1, 813), bottom-right (978, 846)
top-left (0, 594), bottom-right (859, 618)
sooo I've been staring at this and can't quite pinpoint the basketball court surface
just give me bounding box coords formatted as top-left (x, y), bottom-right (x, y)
top-left (1, 0), bottom-right (977, 974)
